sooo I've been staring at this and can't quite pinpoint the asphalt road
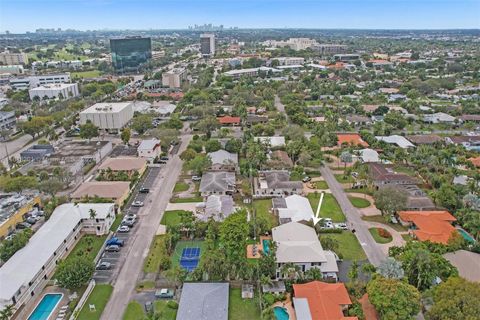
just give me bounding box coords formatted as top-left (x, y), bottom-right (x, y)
top-left (100, 133), bottom-right (192, 320)
top-left (319, 165), bottom-right (386, 266)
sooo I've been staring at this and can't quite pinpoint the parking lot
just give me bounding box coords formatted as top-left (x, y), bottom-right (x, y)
top-left (93, 166), bottom-right (162, 284)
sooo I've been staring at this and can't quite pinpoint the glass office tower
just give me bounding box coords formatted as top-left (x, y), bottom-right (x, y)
top-left (110, 37), bottom-right (152, 74)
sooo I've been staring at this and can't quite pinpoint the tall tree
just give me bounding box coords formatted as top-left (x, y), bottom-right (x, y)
top-left (120, 127), bottom-right (131, 145)
top-left (79, 120), bottom-right (99, 140)
top-left (373, 186), bottom-right (408, 216)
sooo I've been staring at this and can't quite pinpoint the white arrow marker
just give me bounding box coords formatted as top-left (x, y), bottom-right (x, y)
top-left (312, 192), bottom-right (325, 226)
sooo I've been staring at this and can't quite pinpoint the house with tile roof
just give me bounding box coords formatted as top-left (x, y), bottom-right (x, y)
top-left (468, 156), bottom-right (480, 168)
top-left (254, 170), bottom-right (303, 197)
top-left (272, 222), bottom-right (339, 281)
top-left (217, 115), bottom-right (241, 126)
top-left (293, 281), bottom-right (358, 320)
top-left (368, 163), bottom-right (417, 188)
top-left (375, 135), bottom-right (415, 149)
top-left (406, 134), bottom-right (443, 145)
top-left (336, 133), bottom-right (369, 147)
top-left (398, 210), bottom-right (458, 244)
top-left (199, 171), bottom-right (236, 196)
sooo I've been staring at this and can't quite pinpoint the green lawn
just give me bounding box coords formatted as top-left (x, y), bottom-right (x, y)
top-left (369, 228), bottom-right (393, 244)
top-left (307, 193), bottom-right (345, 222)
top-left (143, 235), bottom-right (168, 273)
top-left (362, 215), bottom-right (408, 232)
top-left (173, 182), bottom-right (190, 193)
top-left (334, 174), bottom-right (355, 183)
top-left (77, 284), bottom-right (113, 320)
top-left (315, 181), bottom-right (329, 189)
top-left (123, 301), bottom-right (145, 320)
top-left (161, 210), bottom-right (192, 228)
top-left (154, 301), bottom-right (177, 320)
top-left (348, 196), bottom-right (371, 208)
top-left (252, 199), bottom-right (278, 228)
top-left (71, 70), bottom-right (101, 78)
top-left (344, 188), bottom-right (375, 195)
top-left (229, 288), bottom-right (261, 320)
top-left (319, 232), bottom-right (367, 261)
top-left (170, 196), bottom-right (203, 203)
top-left (402, 234), bottom-right (412, 241)
top-left (69, 235), bottom-right (107, 261)
top-left (110, 214), bottom-right (123, 232)
top-left (171, 240), bottom-right (205, 269)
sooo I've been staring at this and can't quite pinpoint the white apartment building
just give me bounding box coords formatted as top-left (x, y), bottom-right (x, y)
top-left (0, 52), bottom-right (29, 65)
top-left (162, 68), bottom-right (187, 88)
top-left (200, 33), bottom-right (216, 56)
top-left (137, 138), bottom-right (161, 162)
top-left (10, 73), bottom-right (71, 90)
top-left (264, 38), bottom-right (318, 51)
top-left (0, 203), bottom-right (115, 313)
top-left (224, 66), bottom-right (281, 79)
top-left (274, 57), bottom-right (305, 66)
top-left (28, 83), bottom-right (79, 100)
top-left (80, 102), bottom-right (134, 131)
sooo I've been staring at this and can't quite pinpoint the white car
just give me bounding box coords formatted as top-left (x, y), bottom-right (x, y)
top-left (334, 223), bottom-right (348, 230)
top-left (192, 176), bottom-right (201, 182)
top-left (132, 201), bottom-right (144, 207)
top-left (118, 226), bottom-right (130, 233)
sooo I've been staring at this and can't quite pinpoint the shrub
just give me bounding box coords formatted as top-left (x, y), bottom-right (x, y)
top-left (167, 300), bottom-right (179, 309)
top-left (263, 293), bottom-right (275, 306)
top-left (378, 228), bottom-right (392, 239)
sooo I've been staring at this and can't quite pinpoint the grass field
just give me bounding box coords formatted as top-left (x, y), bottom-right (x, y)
top-left (319, 232), bottom-right (367, 261)
top-left (369, 228), bottom-right (393, 244)
top-left (362, 215), bottom-right (407, 232)
top-left (161, 210), bottom-right (192, 228)
top-left (334, 174), bottom-right (355, 183)
top-left (71, 70), bottom-right (102, 78)
top-left (170, 196), bottom-right (203, 203)
top-left (110, 214), bottom-right (123, 232)
top-left (315, 181), bottom-right (329, 189)
top-left (77, 284), bottom-right (113, 320)
top-left (171, 240), bottom-right (205, 269)
top-left (173, 182), bottom-right (190, 193)
top-left (229, 288), bottom-right (261, 320)
top-left (348, 196), bottom-right (371, 208)
top-left (252, 199), bottom-right (278, 229)
top-left (123, 301), bottom-right (144, 320)
top-left (154, 301), bottom-right (177, 320)
top-left (143, 235), bottom-right (168, 273)
top-left (307, 193), bottom-right (345, 222)
top-left (345, 188), bottom-right (375, 195)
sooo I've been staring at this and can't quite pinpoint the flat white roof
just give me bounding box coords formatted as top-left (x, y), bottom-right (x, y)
top-left (278, 195), bottom-right (314, 222)
top-left (29, 83), bottom-right (77, 91)
top-left (0, 203), bottom-right (114, 306)
top-left (81, 102), bottom-right (133, 114)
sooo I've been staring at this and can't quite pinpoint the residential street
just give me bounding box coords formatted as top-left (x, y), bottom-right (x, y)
top-left (319, 165), bottom-right (386, 266)
top-left (100, 133), bottom-right (192, 320)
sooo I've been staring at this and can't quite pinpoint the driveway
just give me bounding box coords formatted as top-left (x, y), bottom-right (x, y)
top-left (100, 133), bottom-right (193, 320)
top-left (320, 165), bottom-right (386, 266)
top-left (165, 202), bottom-right (202, 212)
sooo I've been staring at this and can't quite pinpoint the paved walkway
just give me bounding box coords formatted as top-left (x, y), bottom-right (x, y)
top-left (165, 202), bottom-right (201, 212)
top-left (320, 165), bottom-right (386, 266)
top-left (100, 133), bottom-right (193, 320)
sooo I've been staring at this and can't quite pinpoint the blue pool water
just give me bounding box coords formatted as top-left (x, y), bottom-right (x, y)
top-left (28, 293), bottom-right (62, 320)
top-left (262, 239), bottom-right (271, 255)
top-left (458, 229), bottom-right (475, 243)
top-left (274, 306), bottom-right (290, 320)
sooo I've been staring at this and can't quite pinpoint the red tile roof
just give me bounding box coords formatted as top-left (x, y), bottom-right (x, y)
top-left (293, 281), bottom-right (358, 320)
top-left (398, 211), bottom-right (458, 244)
top-left (218, 116), bottom-right (241, 124)
top-left (469, 157), bottom-right (480, 168)
top-left (337, 133), bottom-right (369, 147)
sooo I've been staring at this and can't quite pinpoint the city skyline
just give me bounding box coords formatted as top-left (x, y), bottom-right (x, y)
top-left (1, 0), bottom-right (479, 33)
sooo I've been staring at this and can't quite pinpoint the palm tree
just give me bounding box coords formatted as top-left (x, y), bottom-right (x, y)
top-left (89, 209), bottom-right (97, 220)
top-left (0, 304), bottom-right (15, 320)
top-left (280, 263), bottom-right (301, 280)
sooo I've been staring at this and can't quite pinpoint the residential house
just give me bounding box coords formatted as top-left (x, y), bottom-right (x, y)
top-left (207, 150), bottom-right (238, 172)
top-left (217, 116), bottom-right (241, 126)
top-left (270, 150), bottom-right (294, 168)
top-left (254, 136), bottom-right (286, 148)
top-left (272, 222), bottom-right (339, 281)
top-left (468, 156), bottom-right (480, 168)
top-left (245, 114), bottom-right (269, 126)
top-left (445, 135), bottom-right (480, 151)
top-left (388, 185), bottom-right (436, 211)
top-left (459, 115), bottom-right (480, 123)
top-left (176, 283), bottom-right (229, 320)
top-left (398, 210), bottom-right (458, 244)
top-left (443, 250), bottom-right (480, 282)
top-left (368, 163), bottom-right (417, 188)
top-left (199, 171), bottom-right (236, 196)
top-left (254, 170), bottom-right (303, 197)
top-left (336, 133), bottom-right (369, 147)
top-left (345, 115), bottom-right (372, 127)
top-left (137, 139), bottom-right (161, 162)
top-left (357, 148), bottom-right (380, 163)
top-left (195, 195), bottom-right (235, 222)
top-left (423, 112), bottom-right (456, 124)
top-left (375, 135), bottom-right (415, 149)
top-left (406, 134), bottom-right (442, 145)
top-left (293, 281), bottom-right (357, 320)
top-left (272, 194), bottom-right (314, 224)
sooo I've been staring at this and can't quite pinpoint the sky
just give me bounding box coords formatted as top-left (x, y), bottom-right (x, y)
top-left (1, 0), bottom-right (479, 33)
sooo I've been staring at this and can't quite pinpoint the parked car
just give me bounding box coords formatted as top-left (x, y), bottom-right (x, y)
top-left (302, 176), bottom-right (312, 183)
top-left (121, 219), bottom-right (135, 227)
top-left (105, 245), bottom-right (120, 252)
top-left (96, 261), bottom-right (112, 270)
top-left (26, 217), bottom-right (37, 225)
top-left (132, 201), bottom-right (144, 207)
top-left (145, 301), bottom-right (153, 313)
top-left (139, 187), bottom-right (150, 193)
top-left (192, 175), bottom-right (201, 182)
top-left (334, 223), bottom-right (348, 230)
top-left (118, 225), bottom-right (130, 233)
top-left (155, 288), bottom-right (175, 299)
top-left (106, 237), bottom-right (124, 247)
top-left (160, 156), bottom-right (169, 161)
top-left (159, 160), bottom-right (167, 164)
top-left (16, 222), bottom-right (31, 230)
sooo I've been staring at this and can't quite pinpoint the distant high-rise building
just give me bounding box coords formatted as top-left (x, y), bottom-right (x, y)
top-left (110, 37), bottom-right (152, 74)
top-left (200, 33), bottom-right (215, 57)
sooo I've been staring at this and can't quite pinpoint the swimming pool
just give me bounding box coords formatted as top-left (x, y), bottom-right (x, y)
top-left (274, 306), bottom-right (289, 320)
top-left (458, 228), bottom-right (475, 243)
top-left (262, 239), bottom-right (271, 255)
top-left (28, 293), bottom-right (63, 320)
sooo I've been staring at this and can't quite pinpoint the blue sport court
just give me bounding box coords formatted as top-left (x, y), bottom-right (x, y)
top-left (180, 247), bottom-right (200, 272)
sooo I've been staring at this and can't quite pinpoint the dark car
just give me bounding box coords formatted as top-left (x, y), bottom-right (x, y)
top-left (96, 261), bottom-right (112, 270)
top-left (106, 237), bottom-right (124, 247)
top-left (105, 245), bottom-right (120, 252)
top-left (160, 156), bottom-right (169, 161)
top-left (139, 187), bottom-right (150, 193)
top-left (16, 222), bottom-right (31, 230)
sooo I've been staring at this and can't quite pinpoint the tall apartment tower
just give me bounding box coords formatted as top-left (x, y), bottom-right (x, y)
top-left (200, 33), bottom-right (215, 57)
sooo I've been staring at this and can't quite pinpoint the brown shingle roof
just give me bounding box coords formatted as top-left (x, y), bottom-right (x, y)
top-left (71, 181), bottom-right (130, 200)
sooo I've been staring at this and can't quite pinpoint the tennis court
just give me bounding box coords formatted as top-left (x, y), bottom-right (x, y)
top-left (180, 247), bottom-right (201, 271)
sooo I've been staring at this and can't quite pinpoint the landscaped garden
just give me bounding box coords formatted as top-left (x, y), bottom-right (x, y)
top-left (319, 231), bottom-right (367, 260)
top-left (143, 235), bottom-right (169, 273)
top-left (307, 193), bottom-right (346, 222)
top-left (77, 284), bottom-right (113, 320)
top-left (228, 288), bottom-right (261, 320)
top-left (252, 199), bottom-right (278, 228)
top-left (334, 173), bottom-right (355, 183)
top-left (348, 196), bottom-right (371, 208)
top-left (315, 180), bottom-right (329, 189)
top-left (369, 227), bottom-right (393, 244)
top-left (362, 215), bottom-right (407, 232)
